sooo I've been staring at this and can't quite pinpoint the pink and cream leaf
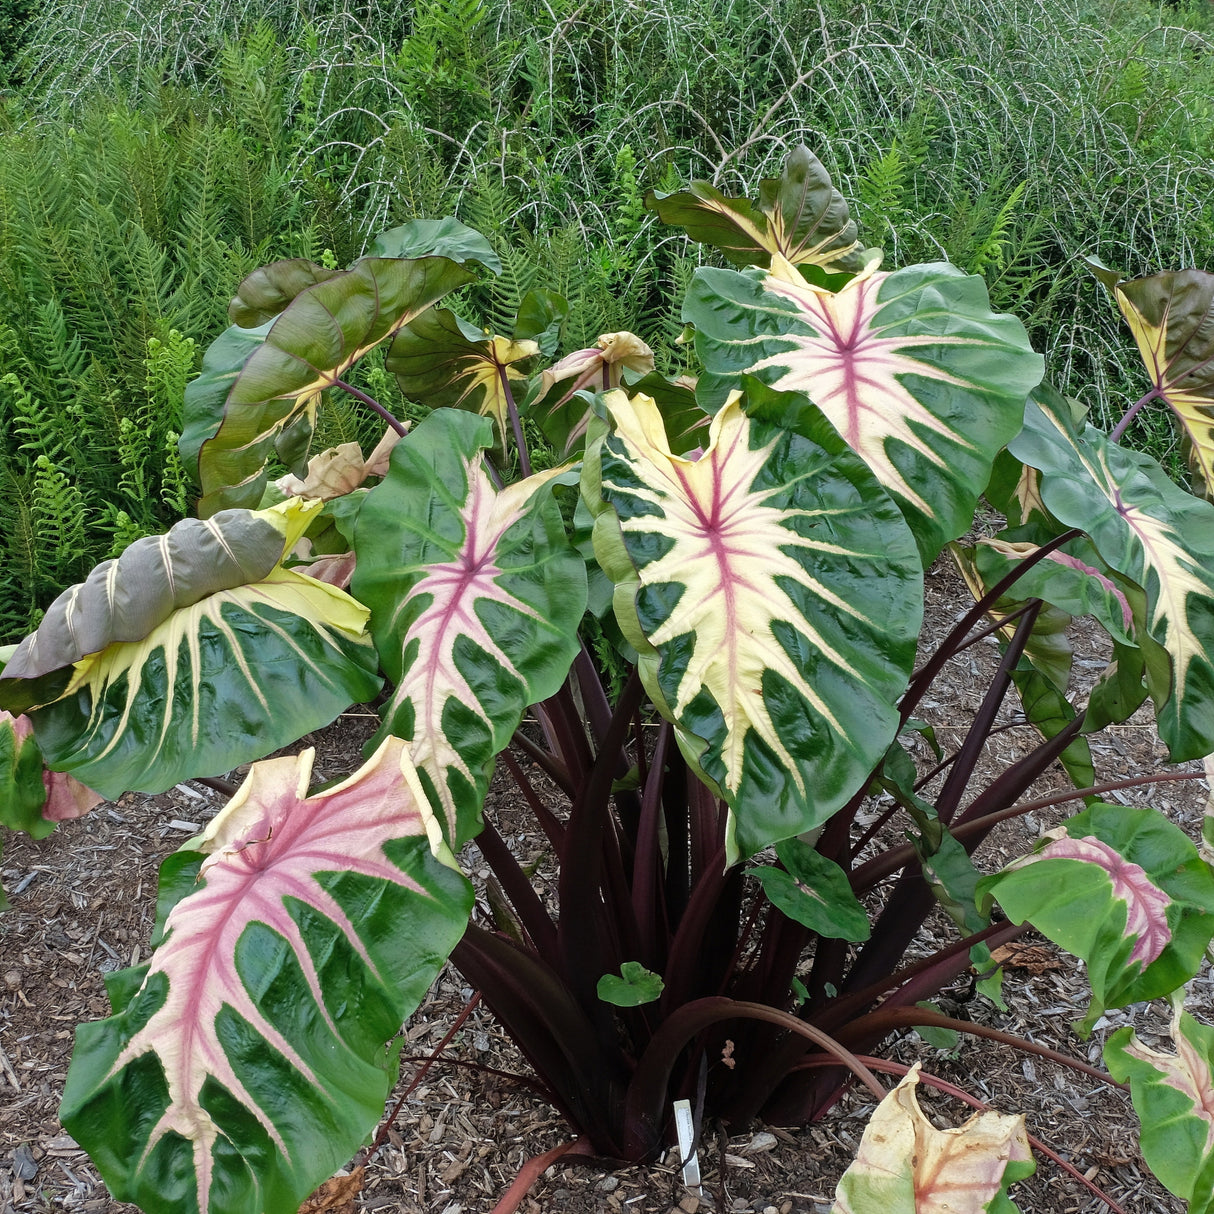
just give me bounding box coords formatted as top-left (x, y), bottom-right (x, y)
top-left (830, 1064), bottom-right (1034, 1214)
top-left (1106, 998), bottom-right (1214, 1211)
top-left (60, 739), bottom-right (474, 1214)
top-left (978, 803), bottom-right (1214, 1025)
top-left (686, 257), bottom-right (1043, 562)
top-left (351, 408), bottom-right (586, 845)
top-left (587, 384), bottom-right (921, 860)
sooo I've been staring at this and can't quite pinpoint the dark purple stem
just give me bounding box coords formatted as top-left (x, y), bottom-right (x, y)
top-left (331, 377), bottom-right (408, 436)
top-left (499, 364), bottom-right (532, 478)
top-left (1109, 387), bottom-right (1162, 444)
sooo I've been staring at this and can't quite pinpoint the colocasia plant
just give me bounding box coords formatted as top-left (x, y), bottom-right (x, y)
top-left (4, 149), bottom-right (1214, 1214)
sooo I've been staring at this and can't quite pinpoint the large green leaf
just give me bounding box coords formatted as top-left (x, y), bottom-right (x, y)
top-left (352, 409), bottom-right (586, 846)
top-left (228, 260), bottom-right (343, 329)
top-left (648, 146), bottom-right (871, 273)
top-left (1009, 385), bottom-right (1214, 760)
top-left (1105, 998), bottom-right (1214, 1214)
top-left (61, 740), bottom-right (474, 1214)
top-left (978, 803), bottom-right (1214, 1027)
top-left (1086, 258), bottom-right (1214, 498)
top-left (367, 216), bottom-right (502, 270)
top-left (688, 258), bottom-right (1043, 563)
top-left (586, 384), bottom-right (922, 860)
top-left (192, 257), bottom-right (475, 517)
top-left (0, 500), bottom-right (381, 798)
top-left (386, 307), bottom-right (540, 446)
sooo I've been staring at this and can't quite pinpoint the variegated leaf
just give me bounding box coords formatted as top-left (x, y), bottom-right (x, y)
top-left (192, 256), bottom-right (475, 517)
top-left (0, 501), bottom-right (380, 798)
top-left (351, 409), bottom-right (586, 846)
top-left (830, 1064), bottom-right (1034, 1214)
top-left (978, 803), bottom-right (1214, 1026)
top-left (386, 307), bottom-right (539, 446)
top-left (587, 384), bottom-right (921, 860)
top-left (1086, 258), bottom-right (1214, 498)
top-left (648, 146), bottom-right (871, 273)
top-left (1105, 998), bottom-right (1214, 1214)
top-left (1009, 385), bottom-right (1214, 760)
top-left (61, 739), bottom-right (474, 1214)
top-left (688, 257), bottom-right (1044, 563)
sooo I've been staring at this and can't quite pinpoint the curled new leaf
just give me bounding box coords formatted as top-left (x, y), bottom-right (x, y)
top-left (587, 385), bottom-right (921, 859)
top-left (649, 146), bottom-right (871, 273)
top-left (830, 1064), bottom-right (1034, 1213)
top-left (61, 739), bottom-right (474, 1214)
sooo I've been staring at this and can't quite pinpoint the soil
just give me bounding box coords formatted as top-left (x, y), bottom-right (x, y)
top-left (1, 561), bottom-right (1210, 1214)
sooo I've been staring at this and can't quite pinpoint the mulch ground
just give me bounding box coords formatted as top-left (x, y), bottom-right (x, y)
top-left (2, 562), bottom-right (1209, 1214)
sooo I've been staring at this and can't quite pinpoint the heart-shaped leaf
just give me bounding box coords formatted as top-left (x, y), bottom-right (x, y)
top-left (597, 962), bottom-right (664, 1007)
top-left (587, 384), bottom-right (921, 860)
top-left (352, 409), bottom-right (586, 846)
top-left (60, 739), bottom-right (474, 1214)
top-left (688, 258), bottom-right (1043, 563)
top-left (751, 837), bottom-right (870, 941)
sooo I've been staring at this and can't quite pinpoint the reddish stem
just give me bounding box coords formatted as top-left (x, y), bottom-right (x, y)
top-left (488, 1137), bottom-right (595, 1214)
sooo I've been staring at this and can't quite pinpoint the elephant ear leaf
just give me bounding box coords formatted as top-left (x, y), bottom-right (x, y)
top-left (0, 499), bottom-right (381, 798)
top-left (1085, 258), bottom-right (1214, 499)
top-left (1105, 999), bottom-right (1214, 1214)
top-left (60, 739), bottom-right (474, 1214)
top-left (648, 145), bottom-right (871, 274)
top-left (688, 257), bottom-right (1043, 564)
top-left (978, 803), bottom-right (1214, 1028)
top-left (191, 256), bottom-right (476, 516)
top-left (1009, 384), bottom-right (1214, 760)
top-left (586, 386), bottom-right (922, 860)
top-left (228, 259), bottom-right (344, 328)
top-left (352, 409), bottom-right (587, 847)
top-left (386, 307), bottom-right (540, 447)
top-left (831, 1064), bottom-right (1034, 1214)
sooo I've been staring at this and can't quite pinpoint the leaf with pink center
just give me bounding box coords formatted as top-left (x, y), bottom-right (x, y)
top-left (60, 738), bottom-right (473, 1214)
top-left (1106, 997), bottom-right (1214, 1213)
top-left (686, 257), bottom-right (1043, 563)
top-left (1009, 383), bottom-right (1214, 760)
top-left (830, 1064), bottom-right (1035, 1214)
top-left (585, 381), bottom-right (921, 859)
top-left (351, 408), bottom-right (586, 846)
top-left (978, 803), bottom-right (1214, 1026)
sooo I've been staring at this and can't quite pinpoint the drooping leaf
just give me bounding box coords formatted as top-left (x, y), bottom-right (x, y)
top-left (386, 307), bottom-right (540, 446)
top-left (587, 384), bottom-right (922, 860)
top-left (597, 962), bottom-right (665, 1007)
top-left (751, 837), bottom-right (870, 941)
top-left (1083, 639), bottom-right (1150, 732)
top-left (0, 501), bottom-right (381, 798)
top-left (228, 260), bottom-right (344, 329)
top-left (1009, 384), bottom-right (1214, 760)
top-left (688, 257), bottom-right (1044, 563)
top-left (61, 740), bottom-right (474, 1214)
top-left (193, 257), bottom-right (475, 516)
top-left (274, 429), bottom-right (403, 502)
top-left (648, 146), bottom-right (871, 273)
top-left (1105, 997), bottom-right (1214, 1214)
top-left (367, 216), bottom-right (502, 272)
top-left (1085, 258), bottom-right (1214, 498)
top-left (978, 803), bottom-right (1214, 1026)
top-left (830, 1064), bottom-right (1034, 1214)
top-left (352, 409), bottom-right (586, 846)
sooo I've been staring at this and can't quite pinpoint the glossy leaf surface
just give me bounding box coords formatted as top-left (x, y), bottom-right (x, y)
top-left (1106, 999), bottom-right (1214, 1213)
top-left (193, 257), bottom-right (474, 516)
top-left (752, 838), bottom-right (870, 941)
top-left (1, 501), bottom-right (380, 798)
top-left (1009, 386), bottom-right (1214, 759)
top-left (588, 387), bottom-right (921, 859)
top-left (649, 146), bottom-right (869, 273)
top-left (61, 740), bottom-right (473, 1214)
top-left (689, 259), bottom-right (1043, 562)
top-left (229, 260), bottom-right (343, 329)
top-left (352, 409), bottom-right (586, 845)
top-left (979, 804), bottom-right (1214, 1024)
top-left (830, 1065), bottom-right (1034, 1213)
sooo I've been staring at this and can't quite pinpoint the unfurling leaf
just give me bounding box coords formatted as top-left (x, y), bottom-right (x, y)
top-left (597, 962), bottom-right (664, 1007)
top-left (587, 384), bottom-right (921, 859)
top-left (979, 803), bottom-right (1214, 1027)
top-left (61, 740), bottom-right (474, 1214)
top-left (648, 146), bottom-right (872, 274)
top-left (1105, 997), bottom-right (1214, 1214)
top-left (831, 1064), bottom-right (1034, 1213)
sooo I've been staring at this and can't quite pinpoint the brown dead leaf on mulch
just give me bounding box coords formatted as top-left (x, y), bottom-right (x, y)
top-left (297, 1166), bottom-right (365, 1214)
top-left (990, 941), bottom-right (1066, 974)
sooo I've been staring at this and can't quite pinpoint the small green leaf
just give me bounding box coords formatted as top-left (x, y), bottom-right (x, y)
top-left (752, 838), bottom-right (871, 941)
top-left (597, 961), bottom-right (664, 1007)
